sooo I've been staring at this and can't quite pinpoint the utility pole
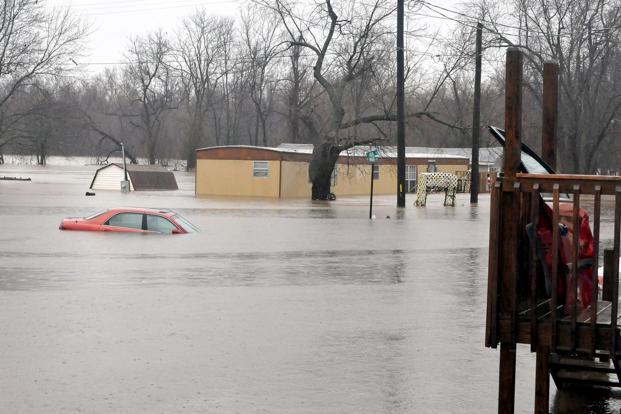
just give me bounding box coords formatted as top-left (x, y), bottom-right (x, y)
top-left (396, 0), bottom-right (405, 207)
top-left (121, 142), bottom-right (130, 193)
top-left (369, 162), bottom-right (375, 219)
top-left (470, 22), bottom-right (483, 204)
top-left (121, 142), bottom-right (128, 182)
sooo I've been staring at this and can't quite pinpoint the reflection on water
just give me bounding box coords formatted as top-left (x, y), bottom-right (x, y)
top-left (0, 248), bottom-right (474, 290)
top-left (553, 387), bottom-right (621, 413)
top-left (1, 164), bottom-right (620, 413)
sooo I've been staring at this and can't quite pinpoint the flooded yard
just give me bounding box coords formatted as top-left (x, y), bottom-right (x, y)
top-left (0, 163), bottom-right (618, 413)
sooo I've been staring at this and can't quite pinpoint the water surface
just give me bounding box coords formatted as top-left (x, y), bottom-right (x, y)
top-left (1, 163), bottom-right (617, 413)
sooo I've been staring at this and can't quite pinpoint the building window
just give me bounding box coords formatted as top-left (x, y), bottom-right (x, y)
top-left (253, 161), bottom-right (269, 177)
top-left (372, 164), bottom-right (379, 180)
top-left (427, 160), bottom-right (437, 173)
top-left (406, 165), bottom-right (417, 192)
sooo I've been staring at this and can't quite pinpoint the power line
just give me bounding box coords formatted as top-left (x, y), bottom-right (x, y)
top-left (420, 1), bottom-right (596, 41)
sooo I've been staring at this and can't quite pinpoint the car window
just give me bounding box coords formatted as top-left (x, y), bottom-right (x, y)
top-left (146, 215), bottom-right (177, 233)
top-left (106, 213), bottom-right (143, 230)
top-left (85, 210), bottom-right (107, 220)
top-left (173, 214), bottom-right (199, 233)
top-left (521, 152), bottom-right (550, 175)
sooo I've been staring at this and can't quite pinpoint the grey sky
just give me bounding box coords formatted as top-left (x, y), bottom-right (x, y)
top-left (48, 0), bottom-right (466, 73)
top-left (50, 0), bottom-right (240, 71)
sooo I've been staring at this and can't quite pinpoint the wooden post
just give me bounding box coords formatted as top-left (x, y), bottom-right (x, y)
top-left (542, 62), bottom-right (558, 170)
top-left (498, 47), bottom-right (523, 414)
top-left (534, 347), bottom-right (550, 414)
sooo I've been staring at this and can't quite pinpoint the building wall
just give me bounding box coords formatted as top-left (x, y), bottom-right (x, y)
top-left (332, 163), bottom-right (397, 196)
top-left (279, 162), bottom-right (399, 198)
top-left (280, 161), bottom-right (312, 198)
top-left (91, 165), bottom-right (134, 191)
top-left (195, 159), bottom-right (281, 197)
top-left (194, 148), bottom-right (469, 198)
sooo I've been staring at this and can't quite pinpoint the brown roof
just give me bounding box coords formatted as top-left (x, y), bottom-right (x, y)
top-left (111, 163), bottom-right (178, 190)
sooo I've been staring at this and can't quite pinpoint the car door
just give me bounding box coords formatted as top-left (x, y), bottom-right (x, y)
top-left (103, 212), bottom-right (146, 232)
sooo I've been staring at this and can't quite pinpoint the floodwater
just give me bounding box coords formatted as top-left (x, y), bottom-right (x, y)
top-left (0, 163), bottom-right (619, 413)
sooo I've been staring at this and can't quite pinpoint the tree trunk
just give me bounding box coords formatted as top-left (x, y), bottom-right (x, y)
top-left (37, 141), bottom-right (46, 165)
top-left (185, 114), bottom-right (203, 171)
top-left (309, 141), bottom-right (341, 200)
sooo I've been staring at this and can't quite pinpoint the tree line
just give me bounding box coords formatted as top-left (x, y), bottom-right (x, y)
top-left (1, 0), bottom-right (621, 186)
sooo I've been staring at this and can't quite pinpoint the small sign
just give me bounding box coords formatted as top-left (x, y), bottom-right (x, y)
top-left (366, 149), bottom-right (379, 163)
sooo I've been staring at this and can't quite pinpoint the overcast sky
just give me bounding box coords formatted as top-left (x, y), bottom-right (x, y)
top-left (48, 0), bottom-right (464, 74)
top-left (49, 0), bottom-right (239, 71)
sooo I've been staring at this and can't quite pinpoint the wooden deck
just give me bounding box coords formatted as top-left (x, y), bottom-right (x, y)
top-left (486, 47), bottom-right (621, 413)
top-left (513, 301), bottom-right (619, 354)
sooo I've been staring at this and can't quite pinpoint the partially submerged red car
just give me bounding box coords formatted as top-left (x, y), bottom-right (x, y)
top-left (59, 208), bottom-right (199, 234)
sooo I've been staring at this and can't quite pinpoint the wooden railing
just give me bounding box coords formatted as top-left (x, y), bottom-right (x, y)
top-left (486, 173), bottom-right (621, 358)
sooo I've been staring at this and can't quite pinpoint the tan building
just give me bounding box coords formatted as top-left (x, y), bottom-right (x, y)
top-left (195, 144), bottom-right (469, 198)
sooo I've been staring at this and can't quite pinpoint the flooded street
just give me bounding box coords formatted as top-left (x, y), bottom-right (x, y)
top-left (1, 164), bottom-right (618, 413)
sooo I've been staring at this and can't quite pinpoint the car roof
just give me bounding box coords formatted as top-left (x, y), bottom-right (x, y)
top-left (106, 207), bottom-right (177, 217)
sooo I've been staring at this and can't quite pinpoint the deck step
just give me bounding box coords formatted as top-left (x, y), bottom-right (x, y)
top-left (549, 356), bottom-right (616, 373)
top-left (550, 354), bottom-right (621, 388)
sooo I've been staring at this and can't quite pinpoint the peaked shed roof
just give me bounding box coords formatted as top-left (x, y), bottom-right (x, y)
top-left (91, 163), bottom-right (178, 191)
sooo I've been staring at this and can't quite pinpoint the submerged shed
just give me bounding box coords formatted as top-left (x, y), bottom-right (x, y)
top-left (90, 163), bottom-right (178, 191)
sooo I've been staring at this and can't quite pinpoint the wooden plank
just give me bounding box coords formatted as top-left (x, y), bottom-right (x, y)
top-left (534, 304), bottom-right (564, 321)
top-left (486, 180), bottom-right (502, 348)
top-left (571, 186), bottom-right (580, 353)
top-left (591, 186), bottom-right (602, 357)
top-left (524, 300), bottom-right (610, 324)
top-left (530, 184), bottom-right (540, 351)
top-left (534, 347), bottom-right (550, 414)
top-left (501, 320), bottom-right (615, 352)
top-left (611, 188), bottom-right (621, 360)
top-left (512, 173), bottom-right (621, 195)
top-left (564, 301), bottom-right (612, 324)
top-left (551, 185), bottom-right (560, 352)
top-left (519, 298), bottom-right (551, 318)
top-left (604, 249), bottom-right (615, 302)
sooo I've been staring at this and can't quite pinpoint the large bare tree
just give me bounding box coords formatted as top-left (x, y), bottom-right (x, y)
top-left (255, 0), bottom-right (402, 199)
top-left (258, 0), bottom-right (466, 199)
top-left (476, 0), bottom-right (621, 173)
top-left (241, 6), bottom-right (284, 147)
top-left (124, 30), bottom-right (178, 164)
top-left (176, 12), bottom-right (233, 169)
top-left (0, 0), bottom-right (88, 153)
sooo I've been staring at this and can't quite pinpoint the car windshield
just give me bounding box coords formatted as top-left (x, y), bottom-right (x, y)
top-left (521, 152), bottom-right (550, 175)
top-left (85, 210), bottom-right (107, 220)
top-left (174, 214), bottom-right (199, 233)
